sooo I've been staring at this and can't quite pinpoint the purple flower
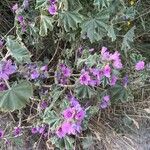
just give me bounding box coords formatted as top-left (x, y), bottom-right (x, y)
top-left (89, 48), bottom-right (94, 52)
top-left (31, 127), bottom-right (38, 134)
top-left (37, 126), bottom-right (45, 134)
top-left (75, 109), bottom-right (85, 121)
top-left (63, 107), bottom-right (75, 120)
top-left (123, 75), bottom-right (128, 87)
top-left (100, 95), bottom-right (110, 109)
top-left (135, 61), bottom-right (145, 71)
top-left (12, 3), bottom-right (18, 13)
top-left (0, 60), bottom-right (16, 80)
top-left (71, 100), bottom-right (80, 108)
top-left (13, 127), bottom-right (21, 137)
top-left (110, 51), bottom-right (123, 69)
top-left (4, 60), bottom-right (16, 74)
top-left (91, 68), bottom-right (103, 81)
top-left (56, 126), bottom-right (66, 138)
top-left (88, 79), bottom-right (97, 87)
top-left (40, 65), bottom-right (48, 71)
top-left (21, 24), bottom-right (26, 32)
top-left (110, 51), bottom-right (120, 61)
top-left (78, 46), bottom-right (83, 54)
top-left (18, 16), bottom-right (24, 24)
top-left (30, 70), bottom-right (39, 79)
top-left (5, 139), bottom-right (11, 145)
top-left (60, 77), bottom-right (67, 85)
top-left (61, 66), bottom-right (71, 77)
top-left (17, 16), bottom-right (26, 32)
top-left (61, 122), bottom-right (75, 135)
top-left (109, 75), bottom-right (118, 86)
top-left (40, 101), bottom-right (48, 109)
top-left (103, 64), bottom-right (111, 78)
top-left (79, 71), bottom-right (91, 85)
top-left (101, 47), bottom-right (111, 61)
top-left (23, 0), bottom-right (29, 9)
top-left (50, 0), bottom-right (56, 4)
top-left (112, 60), bottom-right (123, 69)
top-left (67, 94), bottom-right (80, 107)
top-left (0, 129), bottom-right (4, 139)
top-left (48, 4), bottom-right (57, 15)
top-left (72, 123), bottom-right (81, 133)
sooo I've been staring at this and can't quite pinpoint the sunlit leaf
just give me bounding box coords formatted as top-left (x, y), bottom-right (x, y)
top-left (93, 0), bottom-right (111, 9)
top-left (121, 26), bottom-right (136, 51)
top-left (81, 11), bottom-right (109, 43)
top-left (39, 15), bottom-right (54, 37)
top-left (35, 0), bottom-right (48, 9)
top-left (0, 81), bottom-right (33, 112)
top-left (109, 84), bottom-right (129, 103)
top-left (58, 11), bottom-right (83, 32)
top-left (107, 24), bottom-right (116, 42)
top-left (43, 110), bottom-right (61, 130)
top-left (6, 37), bottom-right (31, 63)
top-left (75, 85), bottom-right (96, 99)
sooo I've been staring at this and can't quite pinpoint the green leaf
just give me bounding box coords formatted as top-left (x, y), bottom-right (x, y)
top-left (121, 26), bottom-right (136, 51)
top-left (39, 15), bottom-right (54, 37)
top-left (48, 85), bottom-right (64, 109)
top-left (107, 24), bottom-right (116, 42)
top-left (50, 136), bottom-right (74, 150)
top-left (93, 0), bottom-right (111, 9)
top-left (58, 11), bottom-right (83, 32)
top-left (81, 11), bottom-right (109, 43)
top-left (109, 84), bottom-right (129, 103)
top-left (75, 85), bottom-right (95, 99)
top-left (0, 81), bottom-right (33, 112)
top-left (6, 37), bottom-right (31, 63)
top-left (43, 110), bottom-right (61, 130)
top-left (35, 0), bottom-right (48, 9)
top-left (77, 53), bottom-right (99, 68)
top-left (123, 7), bottom-right (135, 20)
top-left (50, 136), bottom-right (65, 149)
top-left (64, 137), bottom-right (74, 150)
top-left (67, 0), bottom-right (82, 11)
top-left (86, 53), bottom-right (100, 67)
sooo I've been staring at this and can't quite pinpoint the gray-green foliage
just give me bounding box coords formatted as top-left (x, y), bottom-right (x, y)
top-left (0, 81), bottom-right (33, 112)
top-left (6, 37), bottom-right (31, 63)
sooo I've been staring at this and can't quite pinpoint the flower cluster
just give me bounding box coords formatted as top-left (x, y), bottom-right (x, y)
top-left (48, 0), bottom-right (57, 15)
top-left (20, 63), bottom-right (48, 80)
top-left (55, 64), bottom-right (71, 85)
top-left (0, 60), bottom-right (16, 80)
top-left (18, 16), bottom-right (26, 32)
top-left (79, 47), bottom-right (123, 87)
top-left (135, 61), bottom-right (145, 71)
top-left (40, 100), bottom-right (48, 110)
top-left (31, 125), bottom-right (48, 138)
top-left (101, 47), bottom-right (123, 69)
top-left (13, 127), bottom-right (21, 137)
top-left (100, 95), bottom-right (110, 109)
top-left (56, 95), bottom-right (85, 138)
top-left (12, 3), bottom-right (18, 13)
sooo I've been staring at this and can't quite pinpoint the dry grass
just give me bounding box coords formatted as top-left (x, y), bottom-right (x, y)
top-left (85, 86), bottom-right (150, 150)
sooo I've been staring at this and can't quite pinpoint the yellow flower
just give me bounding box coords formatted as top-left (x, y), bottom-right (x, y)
top-left (130, 0), bottom-right (134, 5)
top-left (127, 21), bottom-right (131, 26)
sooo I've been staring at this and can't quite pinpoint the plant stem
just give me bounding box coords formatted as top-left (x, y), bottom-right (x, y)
top-left (4, 79), bottom-right (11, 89)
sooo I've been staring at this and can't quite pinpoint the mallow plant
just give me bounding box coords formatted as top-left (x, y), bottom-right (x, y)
top-left (0, 0), bottom-right (149, 149)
